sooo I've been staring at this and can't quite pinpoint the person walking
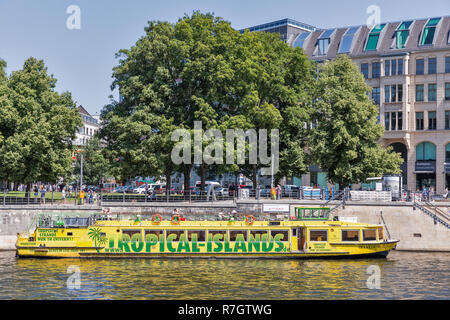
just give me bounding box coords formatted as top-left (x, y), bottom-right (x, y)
top-left (61, 188), bottom-right (66, 204)
top-left (40, 186), bottom-right (46, 204)
top-left (33, 186), bottom-right (38, 204)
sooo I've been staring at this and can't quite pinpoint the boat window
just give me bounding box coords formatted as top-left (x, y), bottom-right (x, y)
top-left (229, 230), bottom-right (247, 241)
top-left (166, 230), bottom-right (185, 242)
top-left (145, 230), bottom-right (163, 240)
top-left (67, 232), bottom-right (73, 236)
top-left (249, 230), bottom-right (268, 240)
top-left (363, 229), bottom-right (377, 241)
top-left (378, 228), bottom-right (384, 240)
top-left (342, 230), bottom-right (360, 241)
top-left (292, 228), bottom-right (297, 237)
top-left (187, 230), bottom-right (206, 242)
top-left (310, 230), bottom-right (328, 242)
top-left (271, 230), bottom-right (289, 241)
top-left (122, 230), bottom-right (141, 238)
top-left (208, 230), bottom-right (226, 239)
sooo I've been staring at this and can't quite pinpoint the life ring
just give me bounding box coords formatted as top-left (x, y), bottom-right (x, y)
top-left (171, 215), bottom-right (180, 225)
top-left (245, 215), bottom-right (255, 225)
top-left (152, 214), bottom-right (162, 224)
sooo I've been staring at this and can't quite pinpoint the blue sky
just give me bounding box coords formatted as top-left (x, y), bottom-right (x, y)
top-left (0, 0), bottom-right (448, 114)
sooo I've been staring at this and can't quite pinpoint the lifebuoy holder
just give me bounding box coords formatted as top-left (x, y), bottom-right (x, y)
top-left (171, 215), bottom-right (180, 225)
top-left (245, 215), bottom-right (255, 225)
top-left (152, 214), bottom-right (162, 224)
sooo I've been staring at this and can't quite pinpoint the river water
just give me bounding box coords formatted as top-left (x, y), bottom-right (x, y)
top-left (0, 250), bottom-right (448, 299)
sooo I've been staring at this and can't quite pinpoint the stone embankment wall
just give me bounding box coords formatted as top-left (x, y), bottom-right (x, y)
top-left (1, 201), bottom-right (449, 251)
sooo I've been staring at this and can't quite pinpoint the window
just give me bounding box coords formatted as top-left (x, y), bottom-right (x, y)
top-left (416, 112), bottom-right (424, 130)
top-left (338, 26), bottom-right (359, 54)
top-left (270, 230), bottom-right (289, 241)
top-left (385, 84), bottom-right (402, 102)
top-left (392, 112), bottom-right (397, 131)
top-left (398, 59), bottom-right (404, 75)
top-left (208, 230), bottom-right (226, 241)
top-left (361, 63), bottom-right (369, 79)
top-left (446, 144), bottom-right (450, 162)
top-left (166, 230), bottom-right (185, 242)
top-left (310, 230), bottom-right (328, 242)
top-left (365, 24), bottom-right (386, 51)
top-left (391, 85), bottom-right (397, 102)
top-left (229, 230), bottom-right (247, 241)
top-left (187, 230), bottom-right (206, 242)
top-left (385, 60), bottom-right (390, 76)
top-left (398, 84), bottom-right (403, 102)
top-left (428, 57), bottom-right (437, 74)
top-left (446, 111), bottom-right (450, 130)
top-left (428, 83), bottom-right (437, 101)
top-left (416, 142), bottom-right (436, 161)
top-left (385, 112), bottom-right (390, 130)
top-left (391, 59), bottom-right (397, 76)
top-left (446, 57), bottom-right (450, 73)
top-left (249, 230), bottom-right (268, 240)
top-left (293, 32), bottom-right (310, 49)
top-left (385, 85), bottom-right (390, 103)
top-left (398, 112), bottom-right (403, 130)
top-left (416, 59), bottom-right (424, 75)
top-left (363, 229), bottom-right (377, 241)
top-left (396, 21), bottom-right (412, 49)
top-left (372, 87), bottom-right (380, 105)
top-left (445, 83), bottom-right (450, 100)
top-left (342, 230), bottom-right (360, 241)
top-left (122, 230), bottom-right (141, 241)
top-left (420, 18), bottom-right (441, 46)
top-left (428, 111), bottom-right (437, 130)
top-left (372, 62), bottom-right (380, 78)
top-left (416, 84), bottom-right (424, 101)
top-left (378, 228), bottom-right (384, 241)
top-left (317, 29), bottom-right (334, 55)
top-left (144, 230), bottom-right (163, 241)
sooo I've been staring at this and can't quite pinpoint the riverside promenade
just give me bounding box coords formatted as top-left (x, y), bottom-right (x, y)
top-left (1, 199), bottom-right (450, 251)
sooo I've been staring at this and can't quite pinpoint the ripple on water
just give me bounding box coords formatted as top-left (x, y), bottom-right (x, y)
top-left (0, 250), bottom-right (449, 299)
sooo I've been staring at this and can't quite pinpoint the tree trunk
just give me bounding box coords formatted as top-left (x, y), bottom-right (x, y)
top-left (252, 165), bottom-right (257, 189)
top-left (183, 164), bottom-right (192, 192)
top-left (165, 169), bottom-right (172, 198)
top-left (200, 163), bottom-right (206, 192)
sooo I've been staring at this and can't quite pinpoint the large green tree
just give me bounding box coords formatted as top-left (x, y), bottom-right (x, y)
top-left (0, 58), bottom-right (82, 192)
top-left (309, 55), bottom-right (403, 186)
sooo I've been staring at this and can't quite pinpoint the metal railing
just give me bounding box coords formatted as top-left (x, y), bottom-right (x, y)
top-left (413, 199), bottom-right (450, 229)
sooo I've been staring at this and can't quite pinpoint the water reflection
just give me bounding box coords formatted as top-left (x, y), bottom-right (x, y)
top-left (0, 251), bottom-right (448, 299)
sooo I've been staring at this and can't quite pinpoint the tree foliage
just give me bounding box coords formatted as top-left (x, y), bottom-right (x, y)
top-left (0, 58), bottom-right (82, 185)
top-left (309, 55), bottom-right (403, 186)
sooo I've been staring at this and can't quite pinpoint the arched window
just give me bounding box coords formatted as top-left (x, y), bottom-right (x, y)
top-left (446, 143), bottom-right (450, 162)
top-left (416, 142), bottom-right (436, 161)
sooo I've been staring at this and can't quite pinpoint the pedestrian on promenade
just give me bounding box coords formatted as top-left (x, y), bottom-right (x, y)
top-left (79, 189), bottom-right (85, 205)
top-left (276, 185), bottom-right (282, 200)
top-left (444, 188), bottom-right (448, 200)
top-left (33, 186), bottom-right (38, 203)
top-left (270, 186), bottom-right (276, 200)
top-left (40, 186), bottom-right (46, 204)
top-left (62, 188), bottom-right (66, 204)
top-left (429, 186), bottom-right (434, 201)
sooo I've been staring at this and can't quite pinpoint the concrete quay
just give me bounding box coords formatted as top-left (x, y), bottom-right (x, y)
top-left (1, 200), bottom-right (449, 252)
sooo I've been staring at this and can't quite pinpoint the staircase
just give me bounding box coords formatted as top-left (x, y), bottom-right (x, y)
top-left (413, 201), bottom-right (450, 229)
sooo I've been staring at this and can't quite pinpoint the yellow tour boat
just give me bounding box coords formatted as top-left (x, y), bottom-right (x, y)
top-left (16, 208), bottom-right (398, 259)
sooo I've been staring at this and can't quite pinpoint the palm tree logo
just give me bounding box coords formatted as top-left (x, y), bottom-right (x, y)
top-left (88, 227), bottom-right (107, 253)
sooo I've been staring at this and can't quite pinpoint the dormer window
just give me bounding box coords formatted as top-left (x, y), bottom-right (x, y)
top-left (293, 32), bottom-right (311, 49)
top-left (317, 29), bottom-right (334, 55)
top-left (420, 17), bottom-right (441, 46)
top-left (365, 24), bottom-right (386, 51)
top-left (395, 21), bottom-right (412, 49)
top-left (338, 26), bottom-right (360, 54)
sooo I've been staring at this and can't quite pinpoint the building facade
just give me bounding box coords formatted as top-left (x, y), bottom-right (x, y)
top-left (242, 16), bottom-right (450, 193)
top-left (74, 105), bottom-right (100, 146)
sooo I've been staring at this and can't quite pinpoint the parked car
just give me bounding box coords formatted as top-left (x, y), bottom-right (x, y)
top-left (124, 185), bottom-right (135, 194)
top-left (133, 185), bottom-right (147, 194)
top-left (228, 184), bottom-right (246, 196)
top-left (113, 186), bottom-right (126, 193)
top-left (152, 184), bottom-right (166, 194)
top-left (282, 185), bottom-right (300, 197)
